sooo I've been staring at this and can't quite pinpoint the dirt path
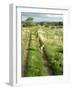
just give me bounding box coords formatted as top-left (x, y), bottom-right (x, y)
top-left (38, 38), bottom-right (53, 75)
top-left (22, 33), bottom-right (31, 77)
top-left (41, 48), bottom-right (53, 75)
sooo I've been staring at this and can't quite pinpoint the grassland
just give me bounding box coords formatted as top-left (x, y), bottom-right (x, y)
top-left (21, 25), bottom-right (63, 77)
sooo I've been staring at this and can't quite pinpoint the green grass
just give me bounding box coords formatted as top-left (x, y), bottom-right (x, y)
top-left (44, 44), bottom-right (63, 75)
top-left (21, 28), bottom-right (31, 76)
top-left (38, 27), bottom-right (63, 75)
top-left (21, 25), bottom-right (63, 76)
top-left (25, 29), bottom-right (48, 76)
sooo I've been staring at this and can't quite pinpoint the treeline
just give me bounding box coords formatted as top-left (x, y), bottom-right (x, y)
top-left (22, 17), bottom-right (63, 28)
top-left (22, 21), bottom-right (63, 27)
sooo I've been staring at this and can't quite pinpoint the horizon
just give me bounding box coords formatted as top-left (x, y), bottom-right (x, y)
top-left (21, 12), bottom-right (63, 22)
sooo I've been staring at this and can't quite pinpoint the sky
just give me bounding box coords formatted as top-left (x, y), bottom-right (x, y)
top-left (21, 12), bottom-right (63, 22)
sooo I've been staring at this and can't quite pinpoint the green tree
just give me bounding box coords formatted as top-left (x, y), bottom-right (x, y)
top-left (25, 17), bottom-right (33, 22)
top-left (24, 17), bottom-right (35, 27)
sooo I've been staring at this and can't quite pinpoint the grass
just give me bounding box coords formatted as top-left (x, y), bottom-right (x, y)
top-left (25, 29), bottom-right (48, 76)
top-left (21, 25), bottom-right (63, 76)
top-left (38, 27), bottom-right (63, 75)
top-left (21, 28), bottom-right (31, 76)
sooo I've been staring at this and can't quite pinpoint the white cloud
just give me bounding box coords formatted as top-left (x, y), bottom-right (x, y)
top-left (46, 14), bottom-right (63, 18)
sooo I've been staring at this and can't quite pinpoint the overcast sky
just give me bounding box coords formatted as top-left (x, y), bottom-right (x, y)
top-left (21, 12), bottom-right (63, 22)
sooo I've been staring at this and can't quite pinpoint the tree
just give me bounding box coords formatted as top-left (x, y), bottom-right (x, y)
top-left (24, 17), bottom-right (35, 27)
top-left (25, 17), bottom-right (33, 22)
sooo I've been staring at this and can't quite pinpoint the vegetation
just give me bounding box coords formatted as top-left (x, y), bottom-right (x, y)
top-left (21, 17), bottom-right (63, 77)
top-left (38, 27), bottom-right (63, 75)
top-left (26, 30), bottom-right (48, 76)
